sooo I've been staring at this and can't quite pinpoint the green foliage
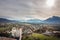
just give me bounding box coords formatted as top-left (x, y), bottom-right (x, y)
top-left (22, 33), bottom-right (60, 40)
top-left (0, 27), bottom-right (12, 32)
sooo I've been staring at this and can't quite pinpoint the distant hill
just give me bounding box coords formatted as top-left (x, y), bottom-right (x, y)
top-left (0, 18), bottom-right (17, 23)
top-left (0, 16), bottom-right (60, 24)
top-left (26, 19), bottom-right (43, 24)
top-left (45, 16), bottom-right (60, 24)
top-left (0, 18), bottom-right (10, 22)
top-left (26, 16), bottom-right (60, 24)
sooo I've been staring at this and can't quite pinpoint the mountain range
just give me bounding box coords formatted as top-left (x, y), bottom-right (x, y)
top-left (0, 16), bottom-right (60, 24)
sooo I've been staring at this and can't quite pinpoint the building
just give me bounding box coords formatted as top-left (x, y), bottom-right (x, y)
top-left (11, 27), bottom-right (22, 40)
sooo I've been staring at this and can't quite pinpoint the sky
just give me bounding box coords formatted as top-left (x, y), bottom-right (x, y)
top-left (0, 0), bottom-right (60, 20)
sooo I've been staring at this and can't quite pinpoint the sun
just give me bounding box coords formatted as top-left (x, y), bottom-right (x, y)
top-left (46, 0), bottom-right (55, 7)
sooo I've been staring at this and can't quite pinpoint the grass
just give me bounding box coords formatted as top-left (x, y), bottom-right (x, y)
top-left (23, 33), bottom-right (60, 40)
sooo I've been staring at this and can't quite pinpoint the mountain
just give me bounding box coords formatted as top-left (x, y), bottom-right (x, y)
top-left (0, 18), bottom-right (17, 23)
top-left (0, 16), bottom-right (60, 24)
top-left (45, 16), bottom-right (60, 24)
top-left (0, 18), bottom-right (42, 24)
top-left (26, 16), bottom-right (60, 24)
top-left (26, 19), bottom-right (43, 24)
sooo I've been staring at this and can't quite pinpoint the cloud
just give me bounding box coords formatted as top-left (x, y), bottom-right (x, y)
top-left (0, 0), bottom-right (60, 20)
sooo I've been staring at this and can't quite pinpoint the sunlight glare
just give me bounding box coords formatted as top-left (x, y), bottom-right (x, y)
top-left (46, 0), bottom-right (55, 7)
